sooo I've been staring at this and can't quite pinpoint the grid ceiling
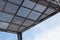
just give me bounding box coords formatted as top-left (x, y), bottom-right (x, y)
top-left (0, 0), bottom-right (60, 33)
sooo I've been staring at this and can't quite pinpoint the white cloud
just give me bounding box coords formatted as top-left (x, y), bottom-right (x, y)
top-left (34, 25), bottom-right (60, 40)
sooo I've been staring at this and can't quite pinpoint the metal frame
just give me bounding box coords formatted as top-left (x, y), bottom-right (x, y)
top-left (0, 0), bottom-right (60, 40)
top-left (0, 0), bottom-right (60, 33)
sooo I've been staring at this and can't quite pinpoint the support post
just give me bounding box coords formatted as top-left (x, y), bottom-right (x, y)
top-left (17, 32), bottom-right (22, 40)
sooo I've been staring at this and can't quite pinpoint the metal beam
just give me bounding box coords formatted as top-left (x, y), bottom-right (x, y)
top-left (0, 28), bottom-right (17, 34)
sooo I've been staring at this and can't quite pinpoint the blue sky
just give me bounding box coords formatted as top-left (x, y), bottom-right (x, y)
top-left (0, 32), bottom-right (17, 40)
top-left (0, 12), bottom-right (60, 40)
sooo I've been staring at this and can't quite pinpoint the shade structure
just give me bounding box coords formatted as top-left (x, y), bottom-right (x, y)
top-left (0, 0), bottom-right (60, 34)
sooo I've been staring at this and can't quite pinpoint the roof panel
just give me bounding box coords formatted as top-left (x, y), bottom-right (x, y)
top-left (22, 0), bottom-right (36, 9)
top-left (0, 22), bottom-right (9, 29)
top-left (8, 24), bottom-right (19, 31)
top-left (18, 26), bottom-right (26, 32)
top-left (34, 4), bottom-right (46, 12)
top-left (28, 11), bottom-right (41, 20)
top-left (0, 12), bottom-right (13, 22)
top-left (23, 20), bottom-right (34, 26)
top-left (12, 16), bottom-right (25, 25)
top-left (45, 8), bottom-right (55, 15)
top-left (0, 0), bottom-right (6, 11)
top-left (4, 2), bottom-right (19, 14)
top-left (39, 14), bottom-right (47, 20)
top-left (17, 7), bottom-right (31, 17)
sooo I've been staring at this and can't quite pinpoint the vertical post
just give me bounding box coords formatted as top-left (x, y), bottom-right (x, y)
top-left (17, 32), bottom-right (22, 40)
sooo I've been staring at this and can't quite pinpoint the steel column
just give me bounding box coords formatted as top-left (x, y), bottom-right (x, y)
top-left (17, 32), bottom-right (22, 40)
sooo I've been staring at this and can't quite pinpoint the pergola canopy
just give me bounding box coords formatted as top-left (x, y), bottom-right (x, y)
top-left (0, 0), bottom-right (60, 34)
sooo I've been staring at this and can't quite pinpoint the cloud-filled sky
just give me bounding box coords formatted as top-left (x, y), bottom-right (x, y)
top-left (23, 12), bottom-right (60, 40)
top-left (0, 12), bottom-right (60, 40)
top-left (34, 25), bottom-right (60, 40)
